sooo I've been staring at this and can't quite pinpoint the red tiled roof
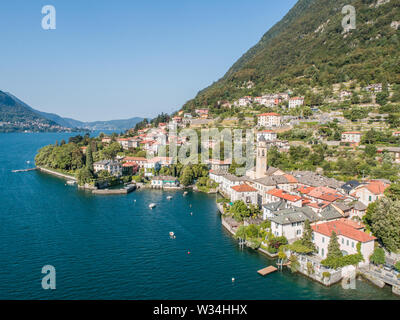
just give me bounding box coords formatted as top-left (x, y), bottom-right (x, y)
top-left (297, 186), bottom-right (316, 194)
top-left (352, 180), bottom-right (390, 196)
top-left (365, 180), bottom-right (390, 195)
top-left (257, 112), bottom-right (281, 117)
top-left (312, 219), bottom-right (376, 243)
top-left (284, 174), bottom-right (298, 184)
top-left (122, 163), bottom-right (138, 167)
top-left (231, 184), bottom-right (257, 193)
top-left (307, 186), bottom-right (345, 202)
top-left (124, 157), bottom-right (147, 162)
top-left (267, 189), bottom-right (302, 202)
top-left (259, 130), bottom-right (275, 133)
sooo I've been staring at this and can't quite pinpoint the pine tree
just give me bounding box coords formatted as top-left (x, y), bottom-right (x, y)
top-left (327, 231), bottom-right (342, 259)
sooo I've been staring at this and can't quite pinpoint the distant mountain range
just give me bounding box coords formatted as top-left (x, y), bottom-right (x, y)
top-left (0, 90), bottom-right (144, 132)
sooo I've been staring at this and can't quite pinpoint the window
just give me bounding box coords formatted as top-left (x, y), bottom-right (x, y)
top-left (342, 238), bottom-right (344, 244)
top-left (352, 242), bottom-right (354, 248)
top-left (346, 240), bottom-right (349, 246)
top-left (322, 237), bottom-right (325, 243)
top-left (321, 248), bottom-right (325, 257)
top-left (369, 196), bottom-right (372, 202)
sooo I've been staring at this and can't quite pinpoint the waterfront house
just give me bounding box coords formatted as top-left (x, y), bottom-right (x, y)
top-left (144, 158), bottom-right (161, 177)
top-left (93, 160), bottom-right (122, 177)
top-left (151, 176), bottom-right (179, 188)
top-left (262, 200), bottom-right (289, 220)
top-left (350, 180), bottom-right (390, 206)
top-left (209, 170), bottom-right (228, 185)
top-left (230, 184), bottom-right (258, 205)
top-left (269, 207), bottom-right (319, 241)
top-left (257, 112), bottom-right (282, 127)
top-left (219, 174), bottom-right (248, 198)
top-left (123, 157), bottom-right (148, 168)
top-left (312, 219), bottom-right (376, 266)
top-left (122, 162), bottom-right (139, 175)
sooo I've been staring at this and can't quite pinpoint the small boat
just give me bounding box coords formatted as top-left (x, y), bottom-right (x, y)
top-left (149, 203), bottom-right (157, 209)
top-left (169, 232), bottom-right (176, 239)
top-left (133, 199), bottom-right (136, 203)
top-left (183, 191), bottom-right (188, 196)
top-left (167, 196), bottom-right (173, 200)
top-left (26, 161), bottom-right (30, 164)
top-left (66, 180), bottom-right (76, 186)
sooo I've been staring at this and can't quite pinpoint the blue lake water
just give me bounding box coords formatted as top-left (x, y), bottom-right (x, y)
top-left (0, 132), bottom-right (398, 300)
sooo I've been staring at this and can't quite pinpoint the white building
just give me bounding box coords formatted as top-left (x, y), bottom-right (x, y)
top-left (93, 160), bottom-right (122, 176)
top-left (341, 132), bottom-right (362, 145)
top-left (350, 180), bottom-right (390, 206)
top-left (257, 113), bottom-right (282, 127)
top-left (269, 207), bottom-right (318, 241)
top-left (257, 130), bottom-right (278, 142)
top-left (230, 184), bottom-right (258, 205)
top-left (312, 219), bottom-right (376, 267)
top-left (151, 176), bottom-right (179, 188)
top-left (288, 97), bottom-right (304, 109)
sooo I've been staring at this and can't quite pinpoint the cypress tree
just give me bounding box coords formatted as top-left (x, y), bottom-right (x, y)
top-left (327, 231), bottom-right (343, 259)
top-left (86, 144), bottom-right (94, 173)
top-left (301, 220), bottom-right (316, 251)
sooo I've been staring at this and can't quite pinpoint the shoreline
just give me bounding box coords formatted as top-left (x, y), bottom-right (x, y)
top-left (37, 166), bottom-right (77, 181)
top-left (216, 194), bottom-right (400, 295)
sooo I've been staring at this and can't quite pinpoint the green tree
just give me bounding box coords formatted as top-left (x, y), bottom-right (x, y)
top-left (370, 198), bottom-right (400, 252)
top-left (327, 231), bottom-right (343, 259)
top-left (369, 247), bottom-right (385, 265)
top-left (77, 167), bottom-right (94, 186)
top-left (384, 183), bottom-right (400, 201)
top-left (365, 145), bottom-right (377, 158)
top-left (229, 200), bottom-right (250, 222)
top-left (179, 166), bottom-right (194, 186)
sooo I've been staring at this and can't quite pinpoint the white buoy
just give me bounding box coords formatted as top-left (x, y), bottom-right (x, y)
top-left (232, 278), bottom-right (235, 282)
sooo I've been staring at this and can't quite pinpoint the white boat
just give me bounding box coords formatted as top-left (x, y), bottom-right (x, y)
top-left (149, 203), bottom-right (157, 209)
top-left (167, 196), bottom-right (173, 200)
top-left (66, 180), bottom-right (76, 186)
top-left (169, 232), bottom-right (175, 239)
top-left (183, 191), bottom-right (188, 196)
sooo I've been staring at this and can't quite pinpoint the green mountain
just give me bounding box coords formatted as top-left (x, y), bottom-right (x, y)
top-left (0, 90), bottom-right (66, 132)
top-left (0, 91), bottom-right (144, 132)
top-left (182, 0), bottom-right (399, 110)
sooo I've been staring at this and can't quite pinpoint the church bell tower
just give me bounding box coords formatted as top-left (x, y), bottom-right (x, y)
top-left (255, 135), bottom-right (268, 179)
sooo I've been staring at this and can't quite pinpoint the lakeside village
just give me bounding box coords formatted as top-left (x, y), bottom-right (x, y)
top-left (34, 81), bottom-right (400, 295)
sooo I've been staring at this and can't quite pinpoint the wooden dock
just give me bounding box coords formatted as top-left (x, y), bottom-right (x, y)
top-left (257, 266), bottom-right (278, 276)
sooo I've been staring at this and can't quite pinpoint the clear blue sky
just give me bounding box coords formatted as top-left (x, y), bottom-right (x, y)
top-left (0, 0), bottom-right (297, 121)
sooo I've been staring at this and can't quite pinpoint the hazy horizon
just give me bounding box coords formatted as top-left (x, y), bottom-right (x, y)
top-left (0, 0), bottom-right (297, 122)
